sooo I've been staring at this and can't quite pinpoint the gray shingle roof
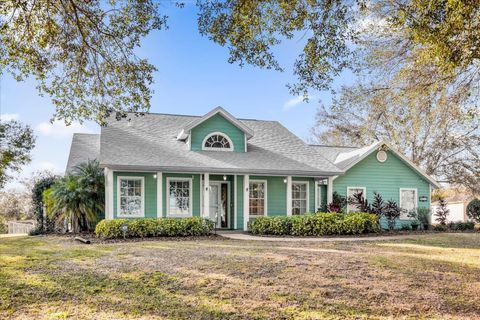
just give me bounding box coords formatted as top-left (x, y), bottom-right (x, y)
top-left (96, 113), bottom-right (344, 176)
top-left (65, 133), bottom-right (100, 173)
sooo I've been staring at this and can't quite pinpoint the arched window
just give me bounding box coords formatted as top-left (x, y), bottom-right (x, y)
top-left (202, 132), bottom-right (233, 151)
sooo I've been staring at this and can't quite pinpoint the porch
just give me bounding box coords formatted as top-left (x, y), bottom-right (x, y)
top-left (104, 170), bottom-right (335, 230)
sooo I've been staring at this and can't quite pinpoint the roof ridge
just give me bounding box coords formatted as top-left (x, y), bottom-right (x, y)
top-left (121, 111), bottom-right (274, 122)
top-left (309, 144), bottom-right (358, 148)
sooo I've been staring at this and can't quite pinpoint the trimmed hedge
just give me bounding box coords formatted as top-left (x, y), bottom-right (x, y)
top-left (249, 212), bottom-right (379, 236)
top-left (95, 217), bottom-right (214, 239)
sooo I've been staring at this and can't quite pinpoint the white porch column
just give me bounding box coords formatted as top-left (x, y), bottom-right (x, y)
top-left (243, 175), bottom-right (249, 230)
top-left (156, 172), bottom-right (163, 218)
top-left (104, 167), bottom-right (114, 220)
top-left (203, 173), bottom-right (210, 219)
top-left (327, 177), bottom-right (334, 205)
top-left (286, 176), bottom-right (292, 216)
top-left (234, 175), bottom-right (237, 230)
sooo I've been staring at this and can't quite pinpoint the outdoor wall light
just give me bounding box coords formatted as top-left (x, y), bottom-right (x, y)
top-left (283, 177), bottom-right (287, 183)
top-left (153, 174), bottom-right (157, 179)
top-left (223, 175), bottom-right (227, 181)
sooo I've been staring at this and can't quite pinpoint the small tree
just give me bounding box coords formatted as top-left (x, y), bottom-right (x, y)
top-left (31, 173), bottom-right (58, 233)
top-left (327, 192), bottom-right (346, 213)
top-left (383, 200), bottom-right (402, 231)
top-left (348, 192), bottom-right (372, 213)
top-left (466, 199), bottom-right (480, 223)
top-left (371, 192), bottom-right (385, 217)
top-left (435, 197), bottom-right (449, 225)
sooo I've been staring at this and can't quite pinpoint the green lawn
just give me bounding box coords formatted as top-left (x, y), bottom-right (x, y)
top-left (1, 234), bottom-right (480, 319)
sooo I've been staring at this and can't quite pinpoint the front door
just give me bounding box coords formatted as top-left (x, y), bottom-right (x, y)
top-left (209, 182), bottom-right (229, 228)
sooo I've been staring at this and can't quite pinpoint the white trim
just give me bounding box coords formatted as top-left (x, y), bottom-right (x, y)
top-left (199, 174), bottom-right (203, 217)
top-left (291, 181), bottom-right (309, 215)
top-left (234, 175), bottom-right (237, 229)
top-left (286, 176), bottom-right (292, 216)
top-left (346, 186), bottom-right (366, 213)
top-left (166, 177), bottom-right (193, 217)
top-left (117, 176), bottom-right (145, 218)
top-left (203, 173), bottom-right (210, 219)
top-left (315, 181), bottom-right (321, 212)
top-left (249, 179), bottom-right (268, 217)
top-left (327, 177), bottom-right (334, 205)
top-left (399, 188), bottom-right (418, 219)
top-left (156, 172), bottom-right (163, 218)
top-left (243, 175), bottom-right (249, 230)
top-left (201, 131), bottom-right (234, 151)
top-left (244, 135), bottom-right (247, 152)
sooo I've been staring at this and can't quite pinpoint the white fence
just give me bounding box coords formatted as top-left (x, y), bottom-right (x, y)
top-left (8, 220), bottom-right (36, 234)
top-left (431, 202), bottom-right (467, 223)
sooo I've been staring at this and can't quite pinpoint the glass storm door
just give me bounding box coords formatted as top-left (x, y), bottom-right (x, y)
top-left (209, 182), bottom-right (229, 228)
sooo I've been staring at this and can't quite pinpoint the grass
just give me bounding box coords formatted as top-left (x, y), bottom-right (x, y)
top-left (1, 234), bottom-right (480, 319)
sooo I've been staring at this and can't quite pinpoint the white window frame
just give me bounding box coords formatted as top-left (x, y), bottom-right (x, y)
top-left (202, 132), bottom-right (234, 151)
top-left (399, 188), bottom-right (418, 219)
top-left (347, 187), bottom-right (366, 213)
top-left (291, 181), bottom-right (309, 215)
top-left (249, 179), bottom-right (267, 217)
top-left (316, 183), bottom-right (322, 212)
top-left (117, 176), bottom-right (145, 218)
top-left (166, 177), bottom-right (193, 217)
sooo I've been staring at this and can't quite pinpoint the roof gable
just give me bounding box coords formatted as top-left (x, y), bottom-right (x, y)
top-left (177, 107), bottom-right (254, 140)
top-left (334, 141), bottom-right (440, 188)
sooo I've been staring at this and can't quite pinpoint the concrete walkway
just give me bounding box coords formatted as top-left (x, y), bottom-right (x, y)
top-left (0, 233), bottom-right (28, 238)
top-left (217, 232), bottom-right (424, 242)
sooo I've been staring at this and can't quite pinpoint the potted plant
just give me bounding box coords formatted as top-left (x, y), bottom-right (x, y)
top-left (407, 210), bottom-right (420, 231)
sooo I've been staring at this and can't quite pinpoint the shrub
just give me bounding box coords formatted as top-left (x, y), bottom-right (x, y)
top-left (435, 197), bottom-right (449, 225)
top-left (466, 199), bottom-right (480, 223)
top-left (95, 217), bottom-right (214, 239)
top-left (448, 221), bottom-right (475, 231)
top-left (433, 224), bottom-right (448, 232)
top-left (327, 192), bottom-right (347, 213)
top-left (417, 208), bottom-right (431, 229)
top-left (383, 200), bottom-right (402, 230)
top-left (400, 224), bottom-right (412, 231)
top-left (249, 212), bottom-right (379, 236)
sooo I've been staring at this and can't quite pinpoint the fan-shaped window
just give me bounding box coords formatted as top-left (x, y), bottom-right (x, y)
top-left (202, 132), bottom-right (233, 151)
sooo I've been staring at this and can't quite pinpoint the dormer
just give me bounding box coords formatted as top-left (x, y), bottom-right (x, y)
top-left (177, 107), bottom-right (254, 153)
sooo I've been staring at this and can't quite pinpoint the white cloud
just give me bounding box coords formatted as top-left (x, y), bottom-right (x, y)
top-left (36, 161), bottom-right (60, 172)
top-left (1, 113), bottom-right (20, 121)
top-left (283, 95), bottom-right (316, 111)
top-left (36, 120), bottom-right (92, 138)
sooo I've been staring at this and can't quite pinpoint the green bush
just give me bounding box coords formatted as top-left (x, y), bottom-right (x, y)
top-left (448, 221), bottom-right (475, 231)
top-left (249, 212), bottom-right (379, 236)
top-left (466, 199), bottom-right (480, 223)
top-left (433, 224), bottom-right (448, 232)
top-left (95, 217), bottom-right (214, 239)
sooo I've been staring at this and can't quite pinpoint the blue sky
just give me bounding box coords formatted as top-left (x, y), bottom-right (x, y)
top-left (2, 3), bottom-right (352, 189)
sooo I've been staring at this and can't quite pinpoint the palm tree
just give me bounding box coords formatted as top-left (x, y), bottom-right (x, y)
top-left (46, 160), bottom-right (105, 233)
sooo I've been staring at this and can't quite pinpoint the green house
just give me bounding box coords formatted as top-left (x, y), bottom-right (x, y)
top-left (66, 107), bottom-right (439, 230)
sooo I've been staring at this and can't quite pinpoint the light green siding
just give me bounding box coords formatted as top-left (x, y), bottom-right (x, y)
top-left (113, 172), bottom-right (157, 218)
top-left (236, 175), bottom-right (244, 230)
top-left (190, 114), bottom-right (246, 152)
top-left (333, 150), bottom-right (431, 228)
top-left (162, 173), bottom-right (201, 217)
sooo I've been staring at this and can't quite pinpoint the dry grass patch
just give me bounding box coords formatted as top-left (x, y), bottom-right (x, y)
top-left (1, 234), bottom-right (480, 319)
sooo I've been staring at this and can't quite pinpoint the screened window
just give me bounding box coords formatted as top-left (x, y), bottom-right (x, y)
top-left (118, 177), bottom-right (144, 217)
top-left (249, 181), bottom-right (266, 216)
top-left (167, 178), bottom-right (192, 216)
top-left (203, 133), bottom-right (232, 150)
top-left (292, 182), bottom-right (308, 215)
top-left (400, 189), bottom-right (417, 219)
top-left (347, 187), bottom-right (366, 213)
